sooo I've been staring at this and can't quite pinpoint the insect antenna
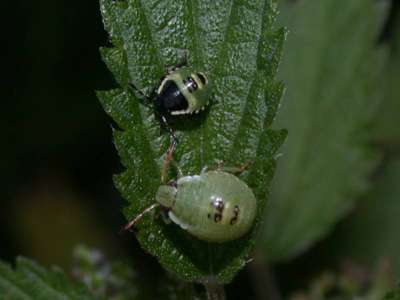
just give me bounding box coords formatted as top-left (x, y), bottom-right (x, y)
top-left (123, 203), bottom-right (160, 232)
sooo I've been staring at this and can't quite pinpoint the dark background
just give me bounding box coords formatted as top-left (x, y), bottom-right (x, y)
top-left (1, 0), bottom-right (399, 298)
top-left (1, 0), bottom-right (126, 265)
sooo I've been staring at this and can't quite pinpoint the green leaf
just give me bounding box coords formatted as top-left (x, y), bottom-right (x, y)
top-left (384, 285), bottom-right (400, 300)
top-left (0, 257), bottom-right (95, 300)
top-left (98, 0), bottom-right (285, 283)
top-left (318, 12), bottom-right (400, 280)
top-left (322, 159), bottom-right (400, 275)
top-left (373, 12), bottom-right (400, 145)
top-left (260, 0), bottom-right (389, 261)
top-left (72, 245), bottom-right (199, 300)
top-left (288, 262), bottom-right (394, 300)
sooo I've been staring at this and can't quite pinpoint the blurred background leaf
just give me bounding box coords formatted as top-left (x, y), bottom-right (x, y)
top-left (72, 245), bottom-right (199, 300)
top-left (384, 285), bottom-right (400, 300)
top-left (260, 0), bottom-right (389, 261)
top-left (373, 5), bottom-right (400, 144)
top-left (313, 8), bottom-right (400, 279)
top-left (0, 257), bottom-right (95, 299)
top-left (320, 160), bottom-right (400, 280)
top-left (0, 250), bottom-right (200, 300)
top-left (287, 260), bottom-right (393, 300)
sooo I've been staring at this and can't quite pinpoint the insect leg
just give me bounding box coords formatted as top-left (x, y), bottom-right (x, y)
top-left (160, 209), bottom-right (172, 224)
top-left (161, 118), bottom-right (178, 184)
top-left (123, 203), bottom-right (160, 232)
top-left (204, 162), bottom-right (251, 175)
top-left (221, 162), bottom-right (251, 175)
top-left (170, 159), bottom-right (183, 179)
top-left (160, 115), bottom-right (178, 149)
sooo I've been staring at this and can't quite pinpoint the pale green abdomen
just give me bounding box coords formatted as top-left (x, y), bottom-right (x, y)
top-left (169, 171), bottom-right (257, 243)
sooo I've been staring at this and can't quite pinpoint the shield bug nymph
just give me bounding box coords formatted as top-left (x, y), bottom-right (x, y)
top-left (156, 66), bottom-right (211, 116)
top-left (130, 64), bottom-right (212, 156)
top-left (125, 155), bottom-right (257, 243)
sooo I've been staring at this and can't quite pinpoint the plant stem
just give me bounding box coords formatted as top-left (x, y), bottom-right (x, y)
top-left (204, 281), bottom-right (226, 300)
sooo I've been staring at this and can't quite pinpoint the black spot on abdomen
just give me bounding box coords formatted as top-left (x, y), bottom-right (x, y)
top-left (211, 198), bottom-right (225, 223)
top-left (214, 214), bottom-right (222, 222)
top-left (230, 205), bottom-right (240, 225)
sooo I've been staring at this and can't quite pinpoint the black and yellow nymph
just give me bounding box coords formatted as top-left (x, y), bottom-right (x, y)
top-left (156, 67), bottom-right (211, 115)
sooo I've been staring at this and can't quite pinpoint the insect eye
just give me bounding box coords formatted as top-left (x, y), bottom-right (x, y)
top-left (197, 73), bottom-right (207, 85)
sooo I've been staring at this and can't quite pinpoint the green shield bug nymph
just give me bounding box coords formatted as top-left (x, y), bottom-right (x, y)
top-left (156, 66), bottom-right (211, 116)
top-left (125, 156), bottom-right (257, 243)
top-left (157, 169), bottom-right (257, 242)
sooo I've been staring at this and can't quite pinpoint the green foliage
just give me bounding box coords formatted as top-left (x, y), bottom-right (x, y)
top-left (319, 11), bottom-right (400, 279)
top-left (73, 245), bottom-right (138, 300)
top-left (323, 159), bottom-right (400, 275)
top-left (98, 0), bottom-right (286, 284)
top-left (373, 13), bottom-right (400, 144)
top-left (384, 285), bottom-right (400, 300)
top-left (260, 0), bottom-right (389, 261)
top-left (72, 245), bottom-right (198, 300)
top-left (288, 262), bottom-right (394, 300)
top-left (0, 257), bottom-right (95, 300)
